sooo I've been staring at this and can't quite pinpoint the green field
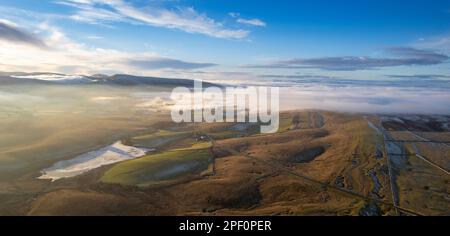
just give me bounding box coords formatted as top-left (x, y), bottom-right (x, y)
top-left (101, 142), bottom-right (213, 187)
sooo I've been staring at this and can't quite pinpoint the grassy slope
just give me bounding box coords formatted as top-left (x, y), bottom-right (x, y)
top-left (101, 142), bottom-right (213, 187)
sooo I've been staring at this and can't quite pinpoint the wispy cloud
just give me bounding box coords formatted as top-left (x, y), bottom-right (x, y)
top-left (386, 74), bottom-right (450, 80)
top-left (126, 58), bottom-right (217, 70)
top-left (57, 0), bottom-right (249, 39)
top-left (245, 47), bottom-right (449, 71)
top-left (229, 12), bottom-right (266, 27)
top-left (237, 18), bottom-right (266, 27)
top-left (414, 35), bottom-right (450, 53)
top-left (86, 35), bottom-right (103, 39)
top-left (259, 74), bottom-right (339, 79)
top-left (0, 20), bottom-right (47, 48)
top-left (0, 21), bottom-right (217, 74)
top-left (261, 74), bottom-right (450, 89)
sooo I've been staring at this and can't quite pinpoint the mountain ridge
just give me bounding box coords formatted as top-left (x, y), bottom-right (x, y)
top-left (0, 72), bottom-right (217, 87)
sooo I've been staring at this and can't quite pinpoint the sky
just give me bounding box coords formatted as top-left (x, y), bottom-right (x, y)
top-left (0, 0), bottom-right (449, 82)
top-left (0, 0), bottom-right (450, 114)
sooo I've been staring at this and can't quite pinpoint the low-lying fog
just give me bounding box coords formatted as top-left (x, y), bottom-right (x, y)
top-left (0, 84), bottom-right (172, 181)
top-left (0, 78), bottom-right (448, 181)
top-left (281, 86), bottom-right (450, 114)
top-left (215, 76), bottom-right (450, 115)
top-left (1, 79), bottom-right (449, 127)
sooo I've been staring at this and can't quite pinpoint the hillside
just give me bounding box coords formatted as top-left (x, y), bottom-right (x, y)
top-left (16, 111), bottom-right (449, 216)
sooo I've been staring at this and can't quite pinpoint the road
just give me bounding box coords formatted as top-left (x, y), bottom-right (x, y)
top-left (365, 118), bottom-right (400, 215)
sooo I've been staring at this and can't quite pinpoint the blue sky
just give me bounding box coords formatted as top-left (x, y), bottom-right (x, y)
top-left (0, 0), bottom-right (449, 81)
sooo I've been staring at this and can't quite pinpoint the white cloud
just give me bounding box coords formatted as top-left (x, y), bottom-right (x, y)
top-left (86, 35), bottom-right (103, 39)
top-left (236, 18), bottom-right (266, 27)
top-left (229, 12), bottom-right (266, 27)
top-left (0, 18), bottom-right (18, 27)
top-left (414, 35), bottom-right (450, 53)
top-left (0, 22), bottom-right (216, 75)
top-left (58, 0), bottom-right (249, 39)
top-left (228, 12), bottom-right (240, 18)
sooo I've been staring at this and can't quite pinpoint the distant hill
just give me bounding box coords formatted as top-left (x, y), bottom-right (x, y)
top-left (98, 74), bottom-right (215, 87)
top-left (0, 75), bottom-right (53, 85)
top-left (0, 72), bottom-right (217, 87)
